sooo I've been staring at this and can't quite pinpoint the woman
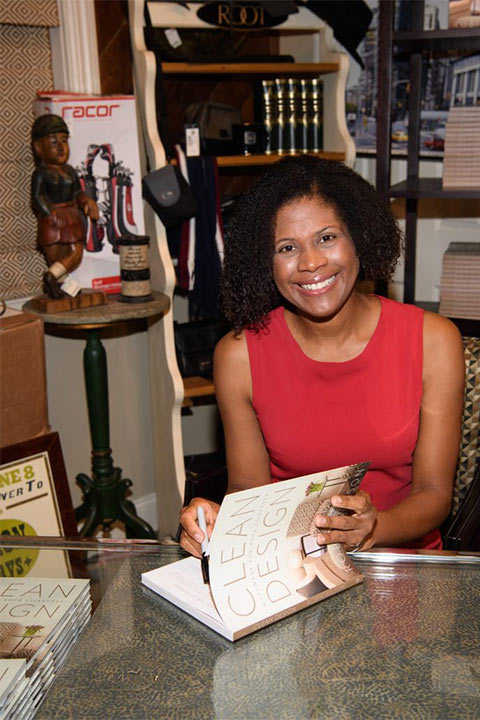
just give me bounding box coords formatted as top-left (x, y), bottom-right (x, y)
top-left (180, 156), bottom-right (464, 556)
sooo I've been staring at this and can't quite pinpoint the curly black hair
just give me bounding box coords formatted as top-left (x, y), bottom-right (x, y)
top-left (221, 155), bottom-right (403, 331)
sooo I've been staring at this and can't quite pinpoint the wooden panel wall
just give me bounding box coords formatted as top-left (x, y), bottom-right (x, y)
top-left (94, 0), bottom-right (133, 94)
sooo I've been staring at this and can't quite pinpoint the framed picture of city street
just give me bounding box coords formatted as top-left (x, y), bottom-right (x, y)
top-left (345, 0), bottom-right (480, 157)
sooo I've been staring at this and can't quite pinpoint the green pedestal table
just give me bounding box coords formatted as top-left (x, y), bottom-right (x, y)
top-left (24, 292), bottom-right (170, 538)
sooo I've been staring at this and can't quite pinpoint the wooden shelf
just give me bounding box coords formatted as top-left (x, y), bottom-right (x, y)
top-left (216, 151), bottom-right (346, 167)
top-left (171, 151), bottom-right (346, 168)
top-left (394, 28), bottom-right (480, 52)
top-left (161, 61), bottom-right (340, 76)
top-left (389, 177), bottom-right (480, 199)
top-left (183, 376), bottom-right (215, 406)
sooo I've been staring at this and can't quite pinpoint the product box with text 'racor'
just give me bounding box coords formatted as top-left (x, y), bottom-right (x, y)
top-left (33, 92), bottom-right (145, 294)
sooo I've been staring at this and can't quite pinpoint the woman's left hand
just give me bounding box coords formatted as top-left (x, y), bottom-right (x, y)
top-left (313, 490), bottom-right (377, 551)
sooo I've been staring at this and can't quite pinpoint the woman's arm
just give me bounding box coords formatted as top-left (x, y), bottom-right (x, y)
top-left (179, 330), bottom-right (271, 556)
top-left (214, 331), bottom-right (272, 493)
top-left (315, 312), bottom-right (465, 549)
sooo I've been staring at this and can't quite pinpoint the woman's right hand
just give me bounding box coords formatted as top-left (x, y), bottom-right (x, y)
top-left (179, 498), bottom-right (220, 558)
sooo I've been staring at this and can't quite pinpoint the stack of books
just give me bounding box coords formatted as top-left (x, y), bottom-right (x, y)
top-left (257, 78), bottom-right (323, 154)
top-left (439, 242), bottom-right (480, 320)
top-left (442, 106), bottom-right (480, 188)
top-left (0, 577), bottom-right (91, 719)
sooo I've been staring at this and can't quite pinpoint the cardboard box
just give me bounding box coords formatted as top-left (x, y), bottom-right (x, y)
top-left (0, 309), bottom-right (50, 448)
top-left (33, 92), bottom-right (145, 294)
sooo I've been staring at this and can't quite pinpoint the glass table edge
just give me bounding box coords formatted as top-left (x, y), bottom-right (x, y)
top-left (1, 536), bottom-right (479, 564)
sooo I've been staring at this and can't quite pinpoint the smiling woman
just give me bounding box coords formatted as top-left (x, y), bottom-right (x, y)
top-left (179, 156), bottom-right (465, 560)
top-left (272, 199), bottom-right (361, 336)
top-left (220, 156), bottom-right (401, 331)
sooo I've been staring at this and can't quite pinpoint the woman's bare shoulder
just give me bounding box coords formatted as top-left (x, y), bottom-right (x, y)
top-left (214, 329), bottom-right (251, 394)
top-left (423, 310), bottom-right (463, 350)
top-left (422, 310), bottom-right (464, 382)
top-left (215, 329), bottom-right (249, 366)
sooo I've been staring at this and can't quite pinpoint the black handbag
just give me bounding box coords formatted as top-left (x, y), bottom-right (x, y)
top-left (142, 164), bottom-right (198, 228)
top-left (174, 319), bottom-right (229, 378)
top-left (185, 101), bottom-right (242, 155)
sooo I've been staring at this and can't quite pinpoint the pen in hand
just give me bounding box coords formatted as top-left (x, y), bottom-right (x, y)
top-left (197, 505), bottom-right (210, 585)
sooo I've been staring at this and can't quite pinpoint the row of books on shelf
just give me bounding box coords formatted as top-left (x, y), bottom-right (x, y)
top-left (257, 78), bottom-right (323, 154)
top-left (0, 577), bottom-right (91, 719)
top-left (442, 106), bottom-right (480, 189)
top-left (439, 242), bottom-right (480, 320)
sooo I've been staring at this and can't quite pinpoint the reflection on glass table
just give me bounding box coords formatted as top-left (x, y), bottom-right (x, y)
top-left (0, 538), bottom-right (479, 720)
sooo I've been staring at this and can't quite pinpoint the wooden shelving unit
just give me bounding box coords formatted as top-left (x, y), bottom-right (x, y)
top-left (376, 0), bottom-right (480, 336)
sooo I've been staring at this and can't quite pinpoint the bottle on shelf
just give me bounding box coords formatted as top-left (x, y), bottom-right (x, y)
top-left (307, 78), bottom-right (323, 153)
top-left (261, 80), bottom-right (274, 154)
top-left (285, 78), bottom-right (297, 153)
top-left (296, 78), bottom-right (309, 153)
top-left (274, 78), bottom-right (287, 153)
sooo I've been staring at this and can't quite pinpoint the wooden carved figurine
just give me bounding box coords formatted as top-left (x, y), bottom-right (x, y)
top-left (31, 114), bottom-right (98, 299)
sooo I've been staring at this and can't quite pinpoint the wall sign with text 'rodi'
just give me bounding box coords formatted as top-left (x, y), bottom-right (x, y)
top-left (197, 1), bottom-right (289, 29)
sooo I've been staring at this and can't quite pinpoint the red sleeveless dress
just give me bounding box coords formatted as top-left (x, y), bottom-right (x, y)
top-left (245, 296), bottom-right (441, 549)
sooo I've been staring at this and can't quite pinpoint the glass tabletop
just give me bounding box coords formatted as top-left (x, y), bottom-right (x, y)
top-left (1, 538), bottom-right (480, 719)
top-left (0, 536), bottom-right (174, 611)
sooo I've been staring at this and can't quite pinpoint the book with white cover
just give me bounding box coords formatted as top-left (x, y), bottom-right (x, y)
top-left (0, 578), bottom-right (90, 664)
top-left (142, 462), bottom-right (369, 641)
top-left (0, 659), bottom-right (26, 708)
top-left (0, 577), bottom-right (91, 717)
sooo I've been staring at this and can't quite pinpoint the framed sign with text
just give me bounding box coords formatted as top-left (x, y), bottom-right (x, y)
top-left (0, 432), bottom-right (78, 578)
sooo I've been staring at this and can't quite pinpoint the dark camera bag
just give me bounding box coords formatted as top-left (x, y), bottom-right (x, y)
top-left (142, 164), bottom-right (198, 228)
top-left (174, 318), bottom-right (229, 378)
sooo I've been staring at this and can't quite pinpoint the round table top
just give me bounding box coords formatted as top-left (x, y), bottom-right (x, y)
top-left (23, 291), bottom-right (170, 328)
